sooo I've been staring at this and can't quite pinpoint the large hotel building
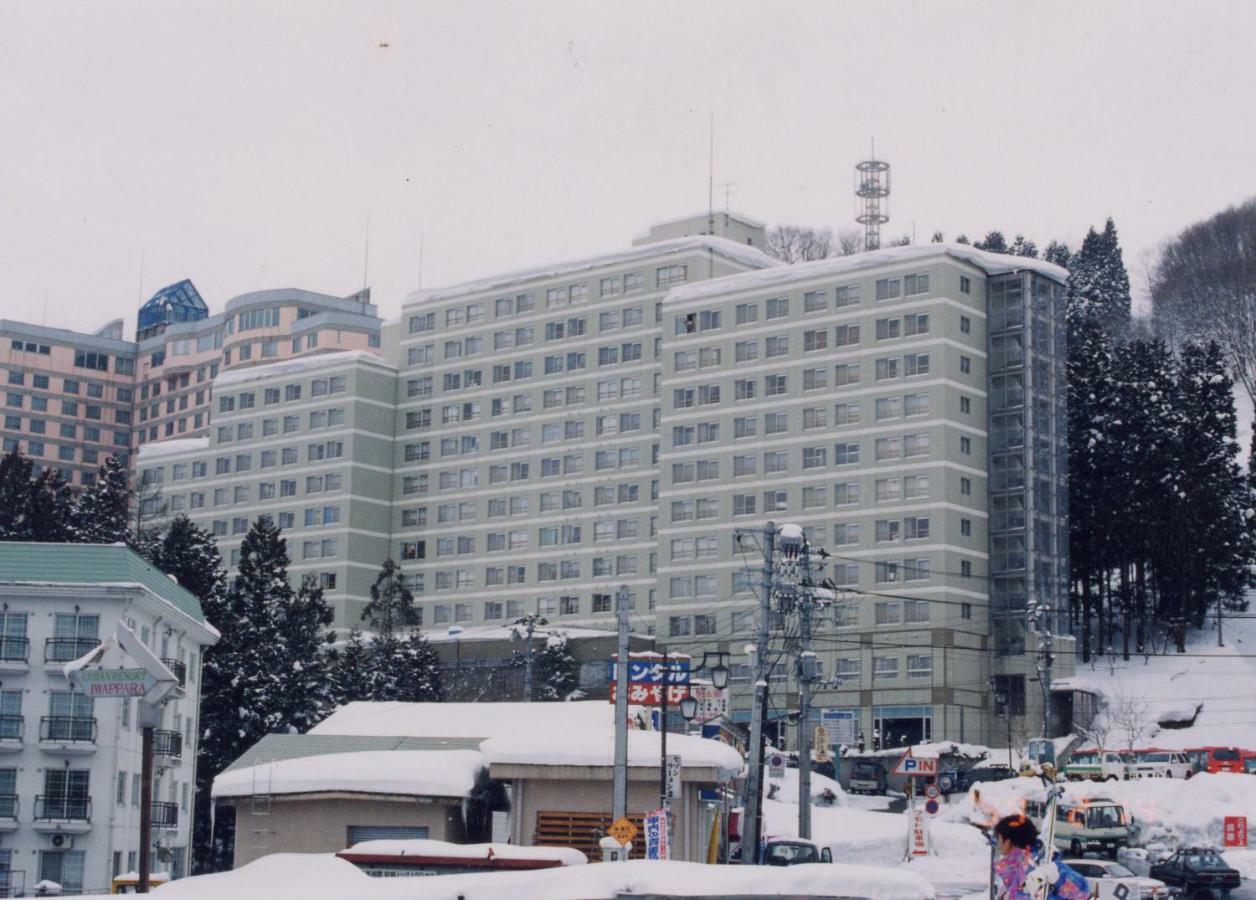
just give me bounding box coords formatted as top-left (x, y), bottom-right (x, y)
top-left (8, 213), bottom-right (1074, 744)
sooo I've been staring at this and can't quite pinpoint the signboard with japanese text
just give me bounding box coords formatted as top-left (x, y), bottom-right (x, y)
top-left (608, 816), bottom-right (638, 848)
top-left (907, 808), bottom-right (930, 857)
top-left (1225, 816), bottom-right (1248, 848)
top-left (688, 684), bottom-right (729, 723)
top-left (608, 656), bottom-right (691, 684)
top-left (643, 809), bottom-right (669, 859)
top-left (609, 682), bottom-right (691, 706)
top-left (664, 754), bottom-right (682, 802)
top-left (820, 708), bottom-right (858, 746)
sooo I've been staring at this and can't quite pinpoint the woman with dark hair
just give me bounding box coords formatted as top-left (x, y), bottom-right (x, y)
top-left (992, 813), bottom-right (1090, 899)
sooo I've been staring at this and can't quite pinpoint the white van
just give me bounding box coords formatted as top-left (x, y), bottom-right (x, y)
top-left (1026, 796), bottom-right (1132, 859)
top-left (1129, 749), bottom-right (1192, 779)
top-left (1062, 749), bottom-right (1131, 782)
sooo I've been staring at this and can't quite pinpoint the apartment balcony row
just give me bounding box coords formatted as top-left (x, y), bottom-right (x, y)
top-left (0, 717), bottom-right (183, 763)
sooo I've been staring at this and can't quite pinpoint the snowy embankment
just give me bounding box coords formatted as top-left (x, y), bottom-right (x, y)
top-left (152, 855), bottom-right (935, 899)
top-left (762, 766), bottom-right (989, 887)
top-left (938, 771), bottom-right (1256, 852)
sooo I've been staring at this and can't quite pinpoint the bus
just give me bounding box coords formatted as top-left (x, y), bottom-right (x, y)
top-left (1186, 746), bottom-right (1244, 775)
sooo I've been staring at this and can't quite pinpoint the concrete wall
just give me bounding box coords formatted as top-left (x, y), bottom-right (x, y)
top-left (229, 794), bottom-right (463, 868)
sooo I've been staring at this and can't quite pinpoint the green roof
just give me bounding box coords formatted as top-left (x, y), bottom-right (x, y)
top-left (0, 542), bottom-right (207, 624)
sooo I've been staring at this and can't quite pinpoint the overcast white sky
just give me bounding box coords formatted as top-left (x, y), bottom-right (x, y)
top-left (2, 1), bottom-right (1253, 333)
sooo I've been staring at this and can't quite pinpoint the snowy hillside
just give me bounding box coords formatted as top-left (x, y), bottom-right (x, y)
top-left (1054, 613), bottom-right (1256, 750)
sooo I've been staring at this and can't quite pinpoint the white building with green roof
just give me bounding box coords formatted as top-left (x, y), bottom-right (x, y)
top-left (0, 542), bottom-right (219, 893)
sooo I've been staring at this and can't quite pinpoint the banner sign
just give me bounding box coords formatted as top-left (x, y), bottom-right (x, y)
top-left (664, 754), bottom-right (682, 802)
top-left (908, 808), bottom-right (930, 857)
top-left (608, 658), bottom-right (691, 685)
top-left (1224, 816), bottom-right (1248, 848)
top-left (609, 683), bottom-right (691, 706)
top-left (644, 809), bottom-right (669, 860)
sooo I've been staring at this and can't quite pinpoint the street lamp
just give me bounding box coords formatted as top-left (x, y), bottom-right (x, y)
top-left (680, 695), bottom-right (699, 722)
top-left (699, 650), bottom-right (731, 690)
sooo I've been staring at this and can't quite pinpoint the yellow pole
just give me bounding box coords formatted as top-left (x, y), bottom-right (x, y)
top-left (706, 808), bottom-right (721, 865)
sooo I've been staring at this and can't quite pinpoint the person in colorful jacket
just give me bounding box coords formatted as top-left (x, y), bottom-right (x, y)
top-left (993, 814), bottom-right (1090, 899)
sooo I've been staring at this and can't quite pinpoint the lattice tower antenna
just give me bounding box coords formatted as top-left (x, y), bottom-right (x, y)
top-left (855, 141), bottom-right (890, 251)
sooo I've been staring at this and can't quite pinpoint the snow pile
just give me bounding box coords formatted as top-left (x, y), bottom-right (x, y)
top-left (481, 729), bottom-right (743, 777)
top-left (342, 840), bottom-right (586, 866)
top-left (1053, 614), bottom-right (1256, 751)
top-left (424, 624), bottom-right (620, 644)
top-left (939, 772), bottom-right (1256, 851)
top-left (766, 765), bottom-right (848, 807)
top-left (212, 749), bottom-right (485, 799)
top-left (154, 856), bottom-right (934, 900)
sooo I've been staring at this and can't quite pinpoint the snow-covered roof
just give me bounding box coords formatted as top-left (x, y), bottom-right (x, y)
top-left (481, 729), bottom-right (743, 777)
top-left (137, 437), bottom-right (210, 462)
top-left (422, 624), bottom-right (619, 644)
top-left (310, 700), bottom-right (613, 740)
top-left (341, 840), bottom-right (586, 866)
top-left (404, 235), bottom-right (778, 306)
top-left (211, 749), bottom-right (484, 800)
top-left (666, 242), bottom-right (1069, 304)
top-left (211, 350), bottom-right (394, 390)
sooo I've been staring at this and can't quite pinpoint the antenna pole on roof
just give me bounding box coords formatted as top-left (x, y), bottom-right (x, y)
top-left (362, 212), bottom-right (372, 292)
top-left (707, 111), bottom-right (715, 237)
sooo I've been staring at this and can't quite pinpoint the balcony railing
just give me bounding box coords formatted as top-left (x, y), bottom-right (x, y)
top-left (0, 716), bottom-right (22, 742)
top-left (43, 637), bottom-right (101, 664)
top-left (160, 658), bottom-right (187, 687)
top-left (34, 795), bottom-right (90, 822)
top-left (153, 729), bottom-right (183, 760)
top-left (151, 800), bottom-right (178, 829)
top-left (0, 794), bottom-right (18, 819)
top-left (0, 637), bottom-right (29, 664)
top-left (39, 716), bottom-right (97, 744)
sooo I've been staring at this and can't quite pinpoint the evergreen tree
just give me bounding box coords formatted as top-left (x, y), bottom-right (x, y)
top-left (196, 517), bottom-right (333, 871)
top-left (28, 468), bottom-right (75, 542)
top-left (0, 450), bottom-right (34, 539)
top-left (955, 234), bottom-right (970, 245)
top-left (975, 231), bottom-right (1008, 253)
top-left (930, 231), bottom-right (944, 243)
top-left (1067, 218), bottom-right (1131, 336)
top-left (361, 558), bottom-right (420, 638)
top-left (350, 559), bottom-right (443, 702)
top-left (76, 456), bottom-right (131, 544)
top-left (1009, 234), bottom-right (1039, 258)
top-left (158, 515), bottom-right (228, 613)
top-left (1044, 240), bottom-right (1072, 269)
top-left (533, 632), bottom-right (579, 701)
top-left (329, 628), bottom-right (374, 701)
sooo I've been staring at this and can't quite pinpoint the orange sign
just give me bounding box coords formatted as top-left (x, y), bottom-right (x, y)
top-left (608, 816), bottom-right (638, 847)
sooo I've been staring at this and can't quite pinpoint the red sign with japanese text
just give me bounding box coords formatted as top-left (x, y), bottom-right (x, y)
top-left (609, 682), bottom-right (691, 706)
top-left (1224, 816), bottom-right (1248, 848)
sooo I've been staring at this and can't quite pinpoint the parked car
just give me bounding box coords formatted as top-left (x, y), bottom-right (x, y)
top-left (1149, 847), bottom-right (1241, 898)
top-left (1063, 858), bottom-right (1171, 899)
top-left (1064, 748), bottom-right (1133, 781)
top-left (762, 839), bottom-right (832, 866)
top-left (1241, 751), bottom-right (1256, 775)
top-left (847, 760), bottom-right (887, 795)
top-left (1130, 749), bottom-right (1194, 779)
top-left (1186, 747), bottom-right (1245, 775)
top-left (1026, 795), bottom-right (1132, 858)
top-left (956, 765), bottom-right (1018, 792)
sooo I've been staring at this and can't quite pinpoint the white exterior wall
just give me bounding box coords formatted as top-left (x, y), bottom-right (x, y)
top-left (0, 583), bottom-right (214, 894)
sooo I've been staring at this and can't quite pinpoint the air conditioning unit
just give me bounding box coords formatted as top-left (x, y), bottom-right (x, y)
top-left (49, 833), bottom-right (74, 850)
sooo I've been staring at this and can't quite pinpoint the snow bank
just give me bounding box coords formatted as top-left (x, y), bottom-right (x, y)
top-left (311, 700), bottom-right (613, 740)
top-left (343, 840), bottom-right (586, 866)
top-left (155, 857), bottom-right (934, 900)
top-left (152, 854), bottom-right (372, 898)
top-left (666, 242), bottom-right (1068, 304)
top-left (211, 749), bottom-right (484, 799)
top-left (939, 772), bottom-right (1256, 851)
top-left (406, 235), bottom-right (778, 306)
top-left (211, 349), bottom-right (394, 389)
top-left (481, 729), bottom-right (743, 776)
top-left (424, 624), bottom-right (618, 644)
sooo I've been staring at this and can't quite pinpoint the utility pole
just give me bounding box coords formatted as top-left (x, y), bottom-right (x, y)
top-left (659, 646), bottom-right (670, 857)
top-left (612, 585), bottom-right (630, 840)
top-left (514, 614), bottom-right (547, 702)
top-left (139, 706), bottom-right (155, 893)
top-left (741, 522), bottom-right (774, 865)
top-left (797, 539), bottom-right (816, 841)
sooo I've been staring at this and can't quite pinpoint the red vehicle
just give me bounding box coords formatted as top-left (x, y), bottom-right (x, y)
top-left (1186, 746), bottom-right (1245, 774)
top-left (1243, 751), bottom-right (1256, 775)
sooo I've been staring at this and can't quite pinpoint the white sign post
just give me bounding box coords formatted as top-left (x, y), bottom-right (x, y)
top-left (65, 624), bottom-right (181, 894)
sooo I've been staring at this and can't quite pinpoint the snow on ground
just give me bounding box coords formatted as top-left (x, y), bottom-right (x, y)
top-left (211, 749), bottom-right (485, 800)
top-left (938, 771), bottom-right (1256, 852)
top-left (154, 856), bottom-right (935, 899)
top-left (1053, 613), bottom-right (1256, 751)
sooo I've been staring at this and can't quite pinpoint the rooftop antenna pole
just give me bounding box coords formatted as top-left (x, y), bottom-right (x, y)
top-left (708, 111), bottom-right (715, 235)
top-left (362, 212), bottom-right (371, 292)
top-left (855, 138), bottom-right (891, 251)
